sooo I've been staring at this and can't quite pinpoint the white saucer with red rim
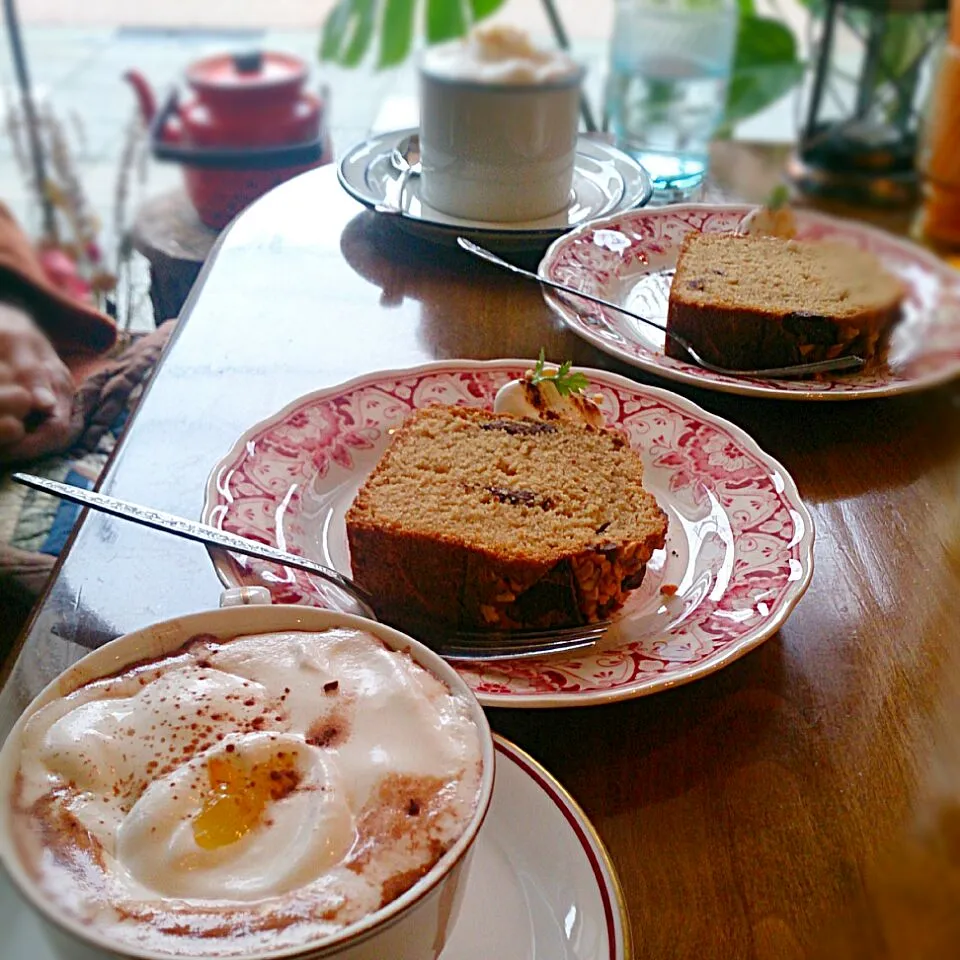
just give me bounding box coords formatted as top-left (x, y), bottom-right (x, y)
top-left (0, 736), bottom-right (629, 960)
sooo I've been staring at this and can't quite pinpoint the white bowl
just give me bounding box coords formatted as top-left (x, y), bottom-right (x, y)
top-left (0, 603), bottom-right (495, 960)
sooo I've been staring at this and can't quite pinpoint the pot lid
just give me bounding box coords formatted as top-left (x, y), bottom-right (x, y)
top-left (186, 51), bottom-right (307, 93)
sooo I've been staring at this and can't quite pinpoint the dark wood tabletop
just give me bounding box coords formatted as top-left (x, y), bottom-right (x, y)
top-left (3, 146), bottom-right (960, 958)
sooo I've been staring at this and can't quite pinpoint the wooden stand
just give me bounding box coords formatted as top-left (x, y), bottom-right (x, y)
top-left (131, 189), bottom-right (220, 324)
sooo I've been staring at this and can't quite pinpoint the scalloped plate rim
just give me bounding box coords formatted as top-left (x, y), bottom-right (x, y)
top-left (202, 359), bottom-right (815, 709)
top-left (538, 202), bottom-right (960, 402)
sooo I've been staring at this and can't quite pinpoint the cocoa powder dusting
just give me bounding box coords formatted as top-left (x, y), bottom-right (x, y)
top-left (379, 865), bottom-right (431, 908)
top-left (346, 773), bottom-right (450, 875)
top-left (21, 789), bottom-right (107, 876)
top-left (306, 706), bottom-right (350, 748)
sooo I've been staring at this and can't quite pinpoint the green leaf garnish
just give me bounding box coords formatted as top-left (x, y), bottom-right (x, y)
top-left (766, 184), bottom-right (791, 210)
top-left (530, 349), bottom-right (590, 397)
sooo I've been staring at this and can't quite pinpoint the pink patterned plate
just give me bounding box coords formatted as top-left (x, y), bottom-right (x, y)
top-left (203, 360), bottom-right (814, 708)
top-left (539, 204), bottom-right (960, 400)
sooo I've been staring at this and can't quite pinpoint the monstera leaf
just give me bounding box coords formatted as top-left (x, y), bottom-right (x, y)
top-left (320, 0), bottom-right (805, 128)
top-left (320, 0), bottom-right (508, 69)
top-left (723, 13), bottom-right (805, 132)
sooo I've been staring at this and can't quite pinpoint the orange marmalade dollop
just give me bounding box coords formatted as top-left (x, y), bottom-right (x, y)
top-left (193, 749), bottom-right (300, 850)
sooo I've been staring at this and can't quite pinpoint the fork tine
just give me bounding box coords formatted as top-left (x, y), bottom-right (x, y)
top-left (432, 620), bottom-right (611, 662)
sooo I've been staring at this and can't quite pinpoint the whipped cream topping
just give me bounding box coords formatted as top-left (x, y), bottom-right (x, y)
top-left (117, 732), bottom-right (354, 902)
top-left (12, 629), bottom-right (483, 956)
top-left (421, 25), bottom-right (581, 85)
top-left (738, 202), bottom-right (798, 239)
top-left (494, 368), bottom-right (604, 427)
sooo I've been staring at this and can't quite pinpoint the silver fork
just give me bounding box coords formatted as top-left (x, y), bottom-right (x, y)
top-left (457, 237), bottom-right (866, 380)
top-left (12, 473), bottom-right (611, 662)
top-left (434, 620), bottom-right (612, 662)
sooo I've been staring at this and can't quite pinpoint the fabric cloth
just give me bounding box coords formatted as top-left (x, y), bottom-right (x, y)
top-left (0, 203), bottom-right (118, 384)
top-left (1, 318), bottom-right (173, 554)
top-left (0, 204), bottom-right (172, 654)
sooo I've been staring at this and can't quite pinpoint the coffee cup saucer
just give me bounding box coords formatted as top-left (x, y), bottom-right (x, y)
top-left (0, 735), bottom-right (629, 960)
top-left (338, 127), bottom-right (653, 253)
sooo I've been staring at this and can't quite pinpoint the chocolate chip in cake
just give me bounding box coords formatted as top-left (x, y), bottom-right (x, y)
top-left (782, 312), bottom-right (837, 345)
top-left (621, 568), bottom-right (648, 591)
top-left (480, 419), bottom-right (557, 436)
top-left (484, 487), bottom-right (554, 510)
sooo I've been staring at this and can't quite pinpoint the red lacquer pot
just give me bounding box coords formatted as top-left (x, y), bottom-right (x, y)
top-left (127, 51), bottom-right (332, 229)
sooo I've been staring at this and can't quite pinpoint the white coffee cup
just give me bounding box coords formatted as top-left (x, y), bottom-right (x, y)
top-left (418, 28), bottom-right (584, 222)
top-left (0, 602), bottom-right (495, 960)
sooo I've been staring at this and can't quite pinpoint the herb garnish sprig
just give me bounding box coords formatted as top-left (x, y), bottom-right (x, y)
top-left (529, 349), bottom-right (590, 397)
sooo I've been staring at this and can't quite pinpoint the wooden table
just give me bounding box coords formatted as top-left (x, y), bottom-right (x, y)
top-left (3, 148), bottom-right (960, 958)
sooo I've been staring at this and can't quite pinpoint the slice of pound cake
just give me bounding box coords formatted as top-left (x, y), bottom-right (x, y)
top-left (665, 232), bottom-right (905, 371)
top-left (346, 405), bottom-right (668, 633)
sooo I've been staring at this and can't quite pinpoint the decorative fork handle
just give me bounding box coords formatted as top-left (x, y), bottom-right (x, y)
top-left (11, 473), bottom-right (377, 617)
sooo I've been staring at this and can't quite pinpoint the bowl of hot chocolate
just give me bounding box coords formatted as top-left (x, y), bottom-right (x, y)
top-left (0, 603), bottom-right (494, 959)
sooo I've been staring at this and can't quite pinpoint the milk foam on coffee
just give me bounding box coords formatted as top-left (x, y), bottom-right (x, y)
top-left (421, 25), bottom-right (580, 85)
top-left (11, 629), bottom-right (483, 956)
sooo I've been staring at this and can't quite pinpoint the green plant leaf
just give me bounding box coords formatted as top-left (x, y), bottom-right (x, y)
top-left (469, 0), bottom-right (508, 17)
top-left (426, 0), bottom-right (467, 44)
top-left (722, 14), bottom-right (804, 132)
top-left (378, 0), bottom-right (416, 68)
top-left (320, 0), bottom-right (508, 67)
top-left (319, 0), bottom-right (378, 67)
top-left (319, 0), bottom-right (355, 61)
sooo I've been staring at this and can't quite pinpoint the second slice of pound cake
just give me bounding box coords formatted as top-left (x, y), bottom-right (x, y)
top-left (665, 232), bottom-right (905, 371)
top-left (346, 405), bottom-right (668, 634)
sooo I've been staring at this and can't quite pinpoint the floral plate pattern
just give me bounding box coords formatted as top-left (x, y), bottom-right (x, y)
top-left (203, 360), bottom-right (814, 708)
top-left (539, 204), bottom-right (960, 400)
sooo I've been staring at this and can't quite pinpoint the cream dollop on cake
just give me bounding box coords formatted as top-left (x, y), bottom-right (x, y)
top-left (421, 25), bottom-right (580, 85)
top-left (11, 629), bottom-right (483, 957)
top-left (494, 362), bottom-right (604, 427)
top-left (737, 202), bottom-right (798, 239)
top-left (737, 186), bottom-right (798, 239)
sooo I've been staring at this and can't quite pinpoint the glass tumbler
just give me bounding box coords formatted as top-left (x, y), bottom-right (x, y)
top-left (605, 0), bottom-right (738, 199)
